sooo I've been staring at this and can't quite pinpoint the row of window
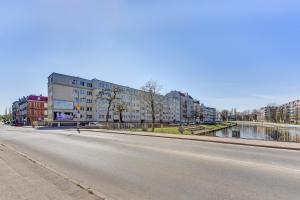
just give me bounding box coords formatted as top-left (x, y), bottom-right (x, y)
top-left (72, 80), bottom-right (93, 88)
top-left (73, 89), bottom-right (93, 96)
top-left (28, 102), bottom-right (45, 108)
top-left (98, 82), bottom-right (140, 96)
top-left (73, 98), bottom-right (93, 103)
top-left (73, 106), bottom-right (93, 111)
top-left (78, 114), bottom-right (93, 119)
top-left (27, 110), bottom-right (44, 115)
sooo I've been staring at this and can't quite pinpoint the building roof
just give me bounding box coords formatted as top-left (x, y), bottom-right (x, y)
top-left (27, 95), bottom-right (48, 102)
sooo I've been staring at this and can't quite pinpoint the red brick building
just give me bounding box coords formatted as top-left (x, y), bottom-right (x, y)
top-left (27, 95), bottom-right (48, 124)
top-left (12, 95), bottom-right (48, 125)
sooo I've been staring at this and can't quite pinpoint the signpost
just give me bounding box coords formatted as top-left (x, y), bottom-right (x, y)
top-left (76, 106), bottom-right (80, 133)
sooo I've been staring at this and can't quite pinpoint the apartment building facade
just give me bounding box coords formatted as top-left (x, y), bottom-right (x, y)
top-left (202, 105), bottom-right (217, 123)
top-left (165, 91), bottom-right (199, 123)
top-left (48, 73), bottom-right (212, 124)
top-left (12, 101), bottom-right (20, 124)
top-left (48, 73), bottom-right (181, 123)
top-left (258, 100), bottom-right (300, 123)
top-left (12, 95), bottom-right (48, 125)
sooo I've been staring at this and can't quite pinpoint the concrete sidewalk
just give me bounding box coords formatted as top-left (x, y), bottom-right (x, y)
top-left (80, 129), bottom-right (300, 151)
top-left (0, 144), bottom-right (104, 200)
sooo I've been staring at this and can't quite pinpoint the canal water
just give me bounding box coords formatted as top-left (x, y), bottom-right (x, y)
top-left (210, 123), bottom-right (300, 143)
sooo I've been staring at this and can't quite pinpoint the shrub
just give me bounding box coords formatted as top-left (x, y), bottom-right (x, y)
top-left (178, 126), bottom-right (185, 134)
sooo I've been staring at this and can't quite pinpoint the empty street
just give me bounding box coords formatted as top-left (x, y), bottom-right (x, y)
top-left (0, 125), bottom-right (300, 200)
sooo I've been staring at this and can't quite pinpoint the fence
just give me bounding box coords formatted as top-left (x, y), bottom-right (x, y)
top-left (85, 122), bottom-right (176, 131)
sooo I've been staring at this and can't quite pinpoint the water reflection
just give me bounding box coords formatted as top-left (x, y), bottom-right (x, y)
top-left (211, 124), bottom-right (300, 143)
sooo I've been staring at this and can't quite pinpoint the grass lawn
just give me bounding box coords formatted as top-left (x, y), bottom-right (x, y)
top-left (131, 127), bottom-right (191, 135)
top-left (201, 122), bottom-right (234, 130)
top-left (153, 127), bottom-right (192, 135)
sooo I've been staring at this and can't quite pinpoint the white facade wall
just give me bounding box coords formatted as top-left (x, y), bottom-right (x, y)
top-left (48, 73), bottom-right (218, 124)
top-left (48, 73), bottom-right (183, 123)
top-left (202, 106), bottom-right (217, 123)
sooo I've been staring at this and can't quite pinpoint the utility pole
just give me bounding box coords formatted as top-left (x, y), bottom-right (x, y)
top-left (76, 91), bottom-right (80, 133)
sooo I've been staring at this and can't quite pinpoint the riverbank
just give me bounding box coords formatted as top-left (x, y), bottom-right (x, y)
top-left (235, 121), bottom-right (300, 128)
top-left (129, 122), bottom-right (237, 135)
top-left (193, 122), bottom-right (237, 135)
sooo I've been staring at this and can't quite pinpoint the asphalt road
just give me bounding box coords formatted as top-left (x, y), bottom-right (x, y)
top-left (0, 125), bottom-right (300, 200)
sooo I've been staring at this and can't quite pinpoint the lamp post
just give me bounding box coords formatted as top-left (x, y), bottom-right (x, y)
top-left (76, 90), bottom-right (80, 133)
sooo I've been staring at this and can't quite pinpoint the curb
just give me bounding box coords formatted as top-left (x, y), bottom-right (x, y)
top-left (80, 129), bottom-right (300, 152)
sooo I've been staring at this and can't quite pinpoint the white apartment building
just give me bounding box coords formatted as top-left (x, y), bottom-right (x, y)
top-left (48, 73), bottom-right (184, 123)
top-left (165, 91), bottom-right (199, 123)
top-left (202, 105), bottom-right (217, 123)
top-left (48, 73), bottom-right (217, 124)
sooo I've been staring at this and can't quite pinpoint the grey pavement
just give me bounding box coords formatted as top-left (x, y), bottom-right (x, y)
top-left (79, 128), bottom-right (300, 151)
top-left (0, 125), bottom-right (300, 200)
top-left (0, 138), bottom-right (103, 200)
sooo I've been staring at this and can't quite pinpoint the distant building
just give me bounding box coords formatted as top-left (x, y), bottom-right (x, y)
top-left (48, 73), bottom-right (181, 123)
top-left (12, 95), bottom-right (48, 125)
top-left (48, 73), bottom-right (213, 124)
top-left (258, 106), bottom-right (278, 123)
top-left (258, 100), bottom-right (300, 123)
top-left (165, 91), bottom-right (197, 123)
top-left (201, 105), bottom-right (217, 123)
top-left (193, 100), bottom-right (201, 123)
top-left (12, 101), bottom-right (20, 124)
top-left (276, 100), bottom-right (300, 123)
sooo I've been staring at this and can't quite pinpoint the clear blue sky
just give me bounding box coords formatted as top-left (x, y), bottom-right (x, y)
top-left (1, 0), bottom-right (300, 114)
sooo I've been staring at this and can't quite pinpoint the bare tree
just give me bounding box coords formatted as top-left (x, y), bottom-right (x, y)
top-left (97, 86), bottom-right (120, 123)
top-left (296, 106), bottom-right (299, 124)
top-left (265, 104), bottom-right (278, 123)
top-left (140, 81), bottom-right (162, 132)
top-left (220, 110), bottom-right (229, 122)
top-left (114, 100), bottom-right (128, 123)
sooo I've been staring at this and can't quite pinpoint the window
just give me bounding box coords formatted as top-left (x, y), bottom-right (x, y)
top-left (80, 81), bottom-right (85, 86)
top-left (87, 91), bottom-right (92, 96)
top-left (105, 83), bottom-right (111, 88)
top-left (99, 82), bottom-right (104, 88)
top-left (80, 90), bottom-right (85, 95)
top-left (87, 115), bottom-right (92, 119)
top-left (80, 107), bottom-right (85, 111)
top-left (87, 83), bottom-right (92, 88)
top-left (86, 99), bottom-right (92, 103)
top-left (72, 80), bottom-right (77, 85)
top-left (87, 107), bottom-right (92, 111)
top-left (73, 89), bottom-right (78, 94)
top-left (80, 98), bottom-right (86, 103)
top-left (73, 97), bottom-right (79, 103)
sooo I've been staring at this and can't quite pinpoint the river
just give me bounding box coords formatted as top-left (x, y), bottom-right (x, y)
top-left (210, 122), bottom-right (300, 143)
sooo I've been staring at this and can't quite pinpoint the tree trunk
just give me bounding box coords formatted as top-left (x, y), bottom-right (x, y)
top-left (151, 112), bottom-right (155, 132)
top-left (119, 111), bottom-right (123, 123)
top-left (106, 101), bottom-right (112, 123)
